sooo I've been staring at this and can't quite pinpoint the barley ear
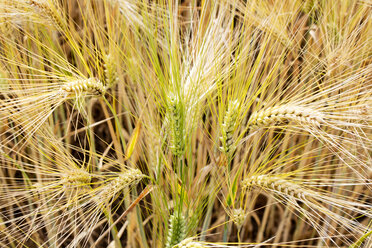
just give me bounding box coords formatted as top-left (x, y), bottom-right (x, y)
top-left (242, 175), bottom-right (310, 199)
top-left (248, 104), bottom-right (324, 131)
top-left (175, 238), bottom-right (206, 248)
top-left (219, 100), bottom-right (239, 156)
top-left (231, 208), bottom-right (247, 229)
top-left (29, 0), bottom-right (65, 28)
top-left (166, 212), bottom-right (186, 248)
top-left (95, 168), bottom-right (144, 203)
top-left (59, 78), bottom-right (106, 98)
top-left (60, 169), bottom-right (91, 187)
top-left (103, 53), bottom-right (119, 87)
top-left (168, 94), bottom-right (185, 157)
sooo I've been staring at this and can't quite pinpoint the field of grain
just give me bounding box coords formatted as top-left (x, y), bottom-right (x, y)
top-left (0, 1), bottom-right (371, 247)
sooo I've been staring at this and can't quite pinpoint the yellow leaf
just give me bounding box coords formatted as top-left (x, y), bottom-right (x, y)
top-left (125, 121), bottom-right (142, 161)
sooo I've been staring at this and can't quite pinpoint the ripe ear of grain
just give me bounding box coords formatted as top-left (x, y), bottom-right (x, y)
top-left (248, 105), bottom-right (324, 131)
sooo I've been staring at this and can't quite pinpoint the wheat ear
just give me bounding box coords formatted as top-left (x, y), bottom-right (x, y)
top-left (166, 212), bottom-right (186, 248)
top-left (90, 168), bottom-right (144, 205)
top-left (248, 104), bottom-right (324, 131)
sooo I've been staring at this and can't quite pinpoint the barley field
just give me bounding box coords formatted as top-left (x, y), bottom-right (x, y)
top-left (0, 0), bottom-right (371, 247)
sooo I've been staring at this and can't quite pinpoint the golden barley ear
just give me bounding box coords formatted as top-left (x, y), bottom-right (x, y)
top-left (242, 175), bottom-right (310, 199)
top-left (59, 78), bottom-right (106, 97)
top-left (60, 168), bottom-right (91, 186)
top-left (28, 0), bottom-right (65, 28)
top-left (248, 104), bottom-right (324, 131)
top-left (95, 168), bottom-right (144, 202)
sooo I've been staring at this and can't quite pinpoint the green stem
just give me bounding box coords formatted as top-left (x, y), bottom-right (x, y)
top-left (222, 214), bottom-right (230, 243)
top-left (132, 187), bottom-right (149, 248)
top-left (103, 204), bottom-right (123, 248)
top-left (178, 157), bottom-right (185, 214)
top-left (222, 156), bottom-right (232, 242)
top-left (349, 229), bottom-right (372, 248)
top-left (200, 165), bottom-right (217, 241)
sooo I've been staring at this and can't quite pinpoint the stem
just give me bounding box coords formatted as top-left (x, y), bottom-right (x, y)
top-left (132, 187), bottom-right (149, 248)
top-left (200, 167), bottom-right (217, 241)
top-left (349, 229), bottom-right (372, 248)
top-left (200, 195), bottom-right (214, 241)
top-left (103, 204), bottom-right (123, 248)
top-left (222, 214), bottom-right (230, 243)
top-left (222, 156), bottom-right (232, 242)
top-left (178, 157), bottom-right (185, 214)
top-left (103, 96), bottom-right (127, 151)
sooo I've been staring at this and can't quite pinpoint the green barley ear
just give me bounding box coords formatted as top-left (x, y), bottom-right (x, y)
top-left (166, 212), bottom-right (186, 248)
top-left (168, 94), bottom-right (185, 157)
top-left (103, 52), bottom-right (119, 87)
top-left (219, 100), bottom-right (239, 156)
